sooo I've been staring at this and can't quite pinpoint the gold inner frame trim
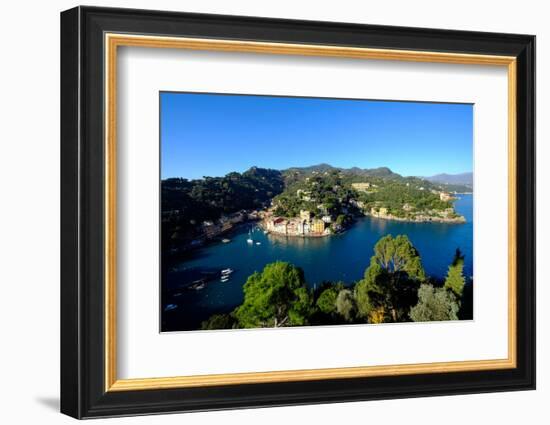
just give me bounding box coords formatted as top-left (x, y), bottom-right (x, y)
top-left (104, 33), bottom-right (518, 392)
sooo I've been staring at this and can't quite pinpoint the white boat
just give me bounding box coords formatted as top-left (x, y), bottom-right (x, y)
top-left (164, 304), bottom-right (177, 312)
top-left (256, 242), bottom-right (261, 245)
top-left (246, 229), bottom-right (254, 244)
top-left (220, 277), bottom-right (229, 283)
top-left (221, 238), bottom-right (231, 243)
top-left (189, 280), bottom-right (206, 290)
top-left (221, 268), bottom-right (234, 275)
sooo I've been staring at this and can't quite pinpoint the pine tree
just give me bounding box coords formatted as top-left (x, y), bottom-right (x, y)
top-left (355, 234), bottom-right (425, 322)
top-left (316, 286), bottom-right (339, 314)
top-left (234, 261), bottom-right (313, 328)
top-left (444, 249), bottom-right (466, 298)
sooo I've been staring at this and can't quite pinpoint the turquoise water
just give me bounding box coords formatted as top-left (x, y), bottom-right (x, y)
top-left (162, 194), bottom-right (473, 331)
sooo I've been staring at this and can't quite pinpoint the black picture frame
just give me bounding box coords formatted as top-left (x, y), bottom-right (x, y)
top-left (61, 5), bottom-right (535, 419)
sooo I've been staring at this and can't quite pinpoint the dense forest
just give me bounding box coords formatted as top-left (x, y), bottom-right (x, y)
top-left (163, 166), bottom-right (284, 218)
top-left (282, 163), bottom-right (471, 193)
top-left (272, 169), bottom-right (359, 220)
top-left (200, 234), bottom-right (473, 330)
top-left (355, 181), bottom-right (458, 218)
top-left (271, 165), bottom-right (467, 224)
top-left (162, 167), bottom-right (284, 250)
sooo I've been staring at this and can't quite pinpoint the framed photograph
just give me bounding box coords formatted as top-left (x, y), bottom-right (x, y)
top-left (60, 6), bottom-right (535, 419)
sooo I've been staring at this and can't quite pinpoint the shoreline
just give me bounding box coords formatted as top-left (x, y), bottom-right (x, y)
top-left (165, 220), bottom-right (259, 259)
top-left (168, 195), bottom-right (470, 256)
top-left (258, 220), bottom-right (337, 238)
top-left (261, 210), bottom-right (466, 238)
top-left (170, 208), bottom-right (466, 260)
top-left (363, 212), bottom-right (466, 224)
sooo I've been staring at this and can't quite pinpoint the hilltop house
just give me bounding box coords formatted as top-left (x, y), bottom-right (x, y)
top-left (351, 182), bottom-right (372, 192)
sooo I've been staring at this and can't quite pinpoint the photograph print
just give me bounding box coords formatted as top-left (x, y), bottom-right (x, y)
top-left (160, 92), bottom-right (473, 332)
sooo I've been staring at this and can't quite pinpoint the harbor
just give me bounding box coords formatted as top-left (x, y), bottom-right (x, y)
top-left (162, 195), bottom-right (473, 331)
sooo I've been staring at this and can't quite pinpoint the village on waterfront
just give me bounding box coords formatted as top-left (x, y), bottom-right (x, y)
top-left (262, 179), bottom-right (466, 238)
top-left (163, 165), bottom-right (469, 254)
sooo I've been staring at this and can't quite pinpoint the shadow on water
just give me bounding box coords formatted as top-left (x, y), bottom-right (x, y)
top-left (266, 232), bottom-right (332, 250)
top-left (167, 266), bottom-right (221, 287)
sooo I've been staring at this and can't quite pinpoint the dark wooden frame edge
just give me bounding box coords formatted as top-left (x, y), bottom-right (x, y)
top-left (60, 5), bottom-right (536, 419)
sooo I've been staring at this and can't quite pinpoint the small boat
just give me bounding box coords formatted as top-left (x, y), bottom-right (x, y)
top-left (246, 230), bottom-right (254, 244)
top-left (164, 304), bottom-right (177, 312)
top-left (221, 238), bottom-right (231, 243)
top-left (221, 268), bottom-right (234, 275)
top-left (256, 242), bottom-right (261, 246)
top-left (189, 279), bottom-right (206, 290)
top-left (220, 277), bottom-right (229, 283)
top-left (263, 230), bottom-right (268, 234)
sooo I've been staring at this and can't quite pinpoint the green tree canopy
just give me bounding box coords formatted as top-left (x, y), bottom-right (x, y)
top-left (355, 234), bottom-right (426, 322)
top-left (200, 313), bottom-right (235, 330)
top-left (444, 248), bottom-right (466, 297)
top-left (316, 286), bottom-right (340, 314)
top-left (234, 262), bottom-right (313, 328)
top-left (409, 284), bottom-right (459, 322)
top-left (371, 234), bottom-right (426, 280)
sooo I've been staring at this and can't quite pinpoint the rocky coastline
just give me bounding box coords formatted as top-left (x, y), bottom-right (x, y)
top-left (365, 210), bottom-right (466, 223)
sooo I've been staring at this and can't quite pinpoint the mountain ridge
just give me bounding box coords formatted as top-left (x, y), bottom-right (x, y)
top-left (424, 172), bottom-right (473, 187)
top-left (164, 164), bottom-right (473, 193)
top-left (283, 163), bottom-right (401, 179)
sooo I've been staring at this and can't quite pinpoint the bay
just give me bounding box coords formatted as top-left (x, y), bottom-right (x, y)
top-left (162, 194), bottom-right (473, 331)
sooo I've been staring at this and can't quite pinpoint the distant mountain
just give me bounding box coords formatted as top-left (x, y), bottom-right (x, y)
top-left (424, 172), bottom-right (473, 187)
top-left (283, 165), bottom-right (472, 193)
top-left (284, 163), bottom-right (337, 174)
top-left (345, 166), bottom-right (400, 179)
top-left (284, 164), bottom-right (402, 179)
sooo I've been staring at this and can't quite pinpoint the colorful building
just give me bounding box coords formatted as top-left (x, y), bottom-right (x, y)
top-left (311, 218), bottom-right (325, 234)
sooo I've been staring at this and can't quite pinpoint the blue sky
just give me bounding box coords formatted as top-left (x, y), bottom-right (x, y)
top-left (161, 92), bottom-right (473, 180)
